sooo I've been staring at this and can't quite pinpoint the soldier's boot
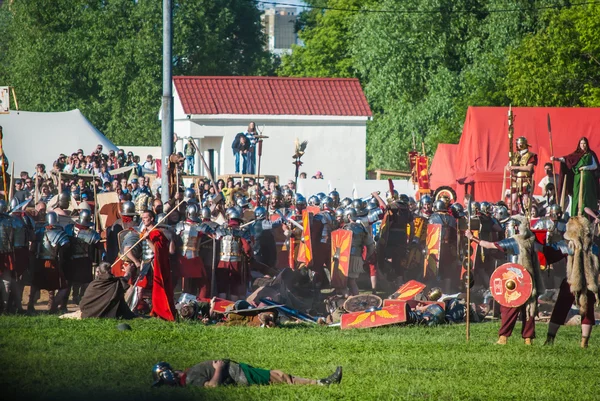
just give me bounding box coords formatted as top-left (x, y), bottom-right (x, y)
top-left (48, 291), bottom-right (57, 313)
top-left (543, 334), bottom-right (555, 346)
top-left (581, 336), bottom-right (590, 349)
top-left (496, 335), bottom-right (507, 345)
top-left (524, 338), bottom-right (533, 346)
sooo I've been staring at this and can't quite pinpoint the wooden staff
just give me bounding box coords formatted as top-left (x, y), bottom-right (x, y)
top-left (34, 174), bottom-right (39, 204)
top-left (578, 170), bottom-right (584, 216)
top-left (110, 199), bottom-right (185, 268)
top-left (560, 175), bottom-right (567, 211)
top-left (501, 167), bottom-right (507, 202)
top-left (507, 106), bottom-right (514, 214)
top-left (466, 198), bottom-right (471, 342)
top-left (8, 162), bottom-right (14, 201)
top-left (189, 139), bottom-right (219, 194)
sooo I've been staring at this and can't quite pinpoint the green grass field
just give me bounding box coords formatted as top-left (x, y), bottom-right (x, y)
top-left (1, 316), bottom-right (598, 401)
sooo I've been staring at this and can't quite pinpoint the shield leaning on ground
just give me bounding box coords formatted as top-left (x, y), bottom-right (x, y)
top-left (343, 294), bottom-right (383, 313)
top-left (340, 304), bottom-right (408, 329)
top-left (330, 228), bottom-right (351, 289)
top-left (489, 262), bottom-right (533, 308)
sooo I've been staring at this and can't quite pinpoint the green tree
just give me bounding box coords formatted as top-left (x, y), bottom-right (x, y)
top-left (506, 3), bottom-right (600, 107)
top-left (278, 0), bottom-right (374, 78)
top-left (0, 0), bottom-right (271, 146)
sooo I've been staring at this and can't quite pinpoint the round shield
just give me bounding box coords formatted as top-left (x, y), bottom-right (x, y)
top-left (343, 294), bottom-right (383, 313)
top-left (489, 263), bottom-right (533, 308)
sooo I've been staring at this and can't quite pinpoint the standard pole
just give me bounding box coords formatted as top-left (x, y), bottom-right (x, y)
top-left (160, 0), bottom-right (173, 204)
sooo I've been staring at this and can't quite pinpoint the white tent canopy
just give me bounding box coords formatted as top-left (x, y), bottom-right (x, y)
top-left (0, 109), bottom-right (117, 174)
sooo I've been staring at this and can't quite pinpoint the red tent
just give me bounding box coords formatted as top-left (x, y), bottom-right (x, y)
top-left (430, 143), bottom-right (458, 191)
top-left (452, 106), bottom-right (600, 202)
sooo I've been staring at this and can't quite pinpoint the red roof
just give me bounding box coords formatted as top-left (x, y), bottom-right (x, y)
top-left (173, 76), bottom-right (372, 117)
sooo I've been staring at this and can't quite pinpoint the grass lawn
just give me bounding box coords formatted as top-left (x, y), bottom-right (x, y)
top-left (0, 315), bottom-right (598, 401)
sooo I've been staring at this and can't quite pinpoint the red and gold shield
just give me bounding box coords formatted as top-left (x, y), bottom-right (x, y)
top-left (297, 209), bottom-right (313, 265)
top-left (341, 304), bottom-right (408, 329)
top-left (489, 263), bottom-right (533, 308)
top-left (330, 229), bottom-right (351, 289)
top-left (391, 280), bottom-right (427, 301)
top-left (423, 223), bottom-right (442, 277)
top-left (197, 297), bottom-right (234, 314)
top-left (306, 205), bottom-right (320, 215)
top-left (531, 229), bottom-right (548, 270)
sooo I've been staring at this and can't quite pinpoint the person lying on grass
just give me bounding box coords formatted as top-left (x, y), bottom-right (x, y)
top-left (151, 360), bottom-right (342, 387)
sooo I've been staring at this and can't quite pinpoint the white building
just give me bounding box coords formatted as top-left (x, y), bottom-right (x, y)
top-left (261, 7), bottom-right (298, 55)
top-left (169, 76), bottom-right (372, 183)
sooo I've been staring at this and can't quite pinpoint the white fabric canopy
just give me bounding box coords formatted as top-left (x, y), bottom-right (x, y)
top-left (0, 109), bottom-right (117, 174)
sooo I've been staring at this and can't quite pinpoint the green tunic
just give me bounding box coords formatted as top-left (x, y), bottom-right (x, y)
top-left (571, 153), bottom-right (598, 216)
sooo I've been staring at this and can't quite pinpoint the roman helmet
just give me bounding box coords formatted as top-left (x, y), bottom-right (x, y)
top-left (46, 211), bottom-right (59, 226)
top-left (308, 195), bottom-right (320, 206)
top-left (185, 203), bottom-right (200, 223)
top-left (548, 204), bottom-right (562, 220)
top-left (321, 196), bottom-right (334, 211)
top-left (343, 207), bottom-right (357, 223)
top-left (450, 203), bottom-right (465, 219)
top-left (255, 206), bottom-right (267, 220)
top-left (226, 207), bottom-right (242, 221)
top-left (432, 199), bottom-right (447, 213)
top-left (480, 201), bottom-right (492, 216)
top-left (58, 191), bottom-right (71, 209)
top-left (386, 189), bottom-right (398, 203)
top-left (328, 190), bottom-right (340, 208)
top-left (516, 136), bottom-right (529, 151)
top-left (200, 207), bottom-right (211, 220)
top-left (493, 205), bottom-right (510, 223)
top-left (152, 362), bottom-right (178, 387)
top-left (121, 201), bottom-right (137, 217)
top-left (78, 209), bottom-right (94, 227)
top-left (340, 197), bottom-right (353, 208)
top-left (295, 194), bottom-right (307, 211)
top-left (184, 187), bottom-right (196, 200)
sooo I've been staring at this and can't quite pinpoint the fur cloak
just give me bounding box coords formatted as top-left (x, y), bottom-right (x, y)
top-left (511, 216), bottom-right (545, 319)
top-left (563, 216), bottom-right (600, 315)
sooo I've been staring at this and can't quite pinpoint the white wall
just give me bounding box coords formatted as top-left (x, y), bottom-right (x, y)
top-left (181, 119), bottom-right (367, 182)
top-left (296, 179), bottom-right (417, 199)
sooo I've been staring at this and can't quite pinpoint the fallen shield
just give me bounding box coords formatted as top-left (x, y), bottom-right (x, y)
top-left (343, 294), bottom-right (383, 313)
top-left (341, 304), bottom-right (408, 329)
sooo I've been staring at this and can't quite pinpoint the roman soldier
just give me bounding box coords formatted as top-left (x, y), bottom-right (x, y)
top-left (215, 207), bottom-right (252, 301)
top-left (175, 203), bottom-right (211, 298)
top-left (0, 200), bottom-right (15, 312)
top-left (198, 206), bottom-right (219, 292)
top-left (342, 207), bottom-right (375, 296)
top-left (249, 206), bottom-right (283, 273)
top-left (541, 216), bottom-right (599, 348)
top-left (508, 136), bottom-right (538, 215)
top-left (426, 200), bottom-right (458, 293)
top-left (63, 210), bottom-right (102, 305)
top-left (111, 202), bottom-right (142, 282)
top-left (283, 194), bottom-right (306, 270)
top-left (51, 191), bottom-right (73, 217)
top-left (466, 215), bottom-right (544, 345)
top-left (310, 196), bottom-right (335, 288)
top-left (9, 199), bottom-right (35, 313)
top-left (376, 194), bottom-right (414, 284)
top-left (28, 212), bottom-right (70, 313)
top-left (532, 204), bottom-right (567, 290)
top-left (358, 195), bottom-right (384, 293)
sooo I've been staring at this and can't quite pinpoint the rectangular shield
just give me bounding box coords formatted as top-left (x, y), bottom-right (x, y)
top-left (532, 229), bottom-right (548, 270)
top-left (330, 229), bottom-right (351, 289)
top-left (297, 209), bottom-right (313, 265)
top-left (392, 280), bottom-right (426, 301)
top-left (341, 304), bottom-right (408, 329)
top-left (424, 223), bottom-right (442, 278)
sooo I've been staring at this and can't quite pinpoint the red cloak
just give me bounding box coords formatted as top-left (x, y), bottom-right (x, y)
top-left (149, 230), bottom-right (176, 321)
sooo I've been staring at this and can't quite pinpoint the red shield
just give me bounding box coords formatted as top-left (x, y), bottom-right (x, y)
top-left (489, 263), bottom-right (533, 308)
top-left (341, 304), bottom-right (408, 329)
top-left (391, 280), bottom-right (426, 300)
top-left (330, 229), bottom-right (351, 289)
top-left (531, 229), bottom-right (548, 270)
top-left (424, 223), bottom-right (442, 277)
top-left (197, 297), bottom-right (234, 314)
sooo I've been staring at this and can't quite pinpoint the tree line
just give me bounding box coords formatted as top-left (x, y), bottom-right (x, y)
top-left (279, 0), bottom-right (600, 171)
top-left (1, 1), bottom-right (598, 172)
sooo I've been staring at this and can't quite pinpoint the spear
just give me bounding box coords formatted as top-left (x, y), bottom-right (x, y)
top-left (466, 198), bottom-right (472, 342)
top-left (547, 114), bottom-right (557, 203)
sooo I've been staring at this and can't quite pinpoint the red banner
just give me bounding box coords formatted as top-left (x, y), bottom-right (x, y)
top-left (424, 224), bottom-right (442, 278)
top-left (416, 155), bottom-right (430, 191)
top-left (409, 151), bottom-right (419, 184)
